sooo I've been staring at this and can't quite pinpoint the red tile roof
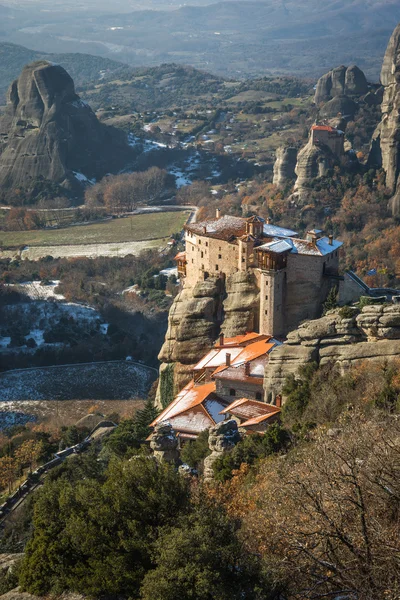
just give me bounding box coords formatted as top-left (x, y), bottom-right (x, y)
top-left (174, 251), bottom-right (186, 260)
top-left (221, 398), bottom-right (280, 423)
top-left (311, 125), bottom-right (336, 132)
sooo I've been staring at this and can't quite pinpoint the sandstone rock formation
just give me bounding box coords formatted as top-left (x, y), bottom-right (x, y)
top-left (156, 272), bottom-right (260, 408)
top-left (293, 140), bottom-right (334, 201)
top-left (319, 95), bottom-right (358, 119)
top-left (0, 61), bottom-right (131, 199)
top-left (221, 271), bottom-right (259, 337)
top-left (149, 422), bottom-right (180, 464)
top-left (264, 304), bottom-right (400, 402)
top-left (156, 277), bottom-right (223, 407)
top-left (273, 146), bottom-right (298, 188)
top-left (203, 419), bottom-right (241, 481)
top-left (314, 65), bottom-right (368, 105)
top-left (371, 23), bottom-right (400, 217)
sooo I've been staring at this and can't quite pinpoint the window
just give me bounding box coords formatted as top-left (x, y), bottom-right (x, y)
top-left (265, 281), bottom-right (269, 286)
top-left (229, 389), bottom-right (236, 397)
top-left (191, 259), bottom-right (194, 264)
top-left (199, 240), bottom-right (201, 245)
top-left (201, 264), bottom-right (204, 270)
top-left (219, 247), bottom-right (222, 251)
top-left (242, 258), bottom-right (245, 263)
top-left (218, 254), bottom-right (222, 259)
top-left (201, 251), bottom-right (204, 258)
top-left (256, 392), bottom-right (262, 401)
top-left (192, 246), bottom-right (194, 251)
top-left (205, 242), bottom-right (208, 247)
top-left (215, 265), bottom-right (219, 271)
top-left (265, 295), bottom-right (268, 300)
top-left (265, 310), bottom-right (268, 315)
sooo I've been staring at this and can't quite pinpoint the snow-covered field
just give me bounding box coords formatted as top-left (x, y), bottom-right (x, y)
top-left (0, 297), bottom-right (108, 354)
top-left (7, 280), bottom-right (65, 301)
top-left (0, 361), bottom-right (157, 401)
top-left (2, 238), bottom-right (163, 261)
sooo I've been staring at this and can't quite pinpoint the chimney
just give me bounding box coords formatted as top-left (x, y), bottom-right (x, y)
top-left (328, 234), bottom-right (333, 246)
top-left (275, 394), bottom-right (282, 408)
top-left (225, 353), bottom-right (231, 367)
top-left (219, 333), bottom-right (224, 346)
top-left (203, 226), bottom-right (207, 234)
top-left (245, 362), bottom-right (250, 376)
top-left (216, 208), bottom-right (221, 219)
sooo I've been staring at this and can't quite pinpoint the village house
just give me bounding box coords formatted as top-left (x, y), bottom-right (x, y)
top-left (150, 333), bottom-right (281, 440)
top-left (176, 212), bottom-right (343, 338)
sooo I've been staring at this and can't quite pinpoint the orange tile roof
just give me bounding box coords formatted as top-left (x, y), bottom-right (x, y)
top-left (220, 398), bottom-right (280, 422)
top-left (215, 332), bottom-right (268, 347)
top-left (212, 340), bottom-right (276, 377)
top-left (174, 251), bottom-right (186, 260)
top-left (241, 411), bottom-right (280, 427)
top-left (311, 125), bottom-right (336, 132)
top-left (151, 381), bottom-right (217, 426)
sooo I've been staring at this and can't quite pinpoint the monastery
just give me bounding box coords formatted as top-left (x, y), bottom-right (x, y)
top-left (176, 212), bottom-right (342, 338)
top-left (151, 212), bottom-right (345, 440)
top-left (151, 333), bottom-right (282, 439)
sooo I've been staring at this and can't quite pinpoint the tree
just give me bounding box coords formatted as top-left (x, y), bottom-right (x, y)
top-left (140, 499), bottom-right (270, 600)
top-left (14, 440), bottom-right (43, 474)
top-left (0, 456), bottom-right (17, 494)
top-left (323, 285), bottom-right (338, 314)
top-left (19, 457), bottom-right (190, 597)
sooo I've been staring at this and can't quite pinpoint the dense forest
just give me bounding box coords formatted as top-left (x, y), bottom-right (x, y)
top-left (0, 359), bottom-right (398, 600)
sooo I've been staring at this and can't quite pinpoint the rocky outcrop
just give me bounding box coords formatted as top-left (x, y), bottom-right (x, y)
top-left (203, 419), bottom-right (241, 481)
top-left (370, 23), bottom-right (400, 217)
top-left (156, 273), bottom-right (260, 408)
top-left (221, 271), bottom-right (259, 337)
top-left (0, 61), bottom-right (131, 198)
top-left (293, 140), bottom-right (334, 201)
top-left (264, 304), bottom-right (400, 402)
top-left (319, 95), bottom-right (358, 119)
top-left (273, 146), bottom-right (298, 188)
top-left (156, 277), bottom-right (223, 407)
top-left (149, 422), bottom-right (180, 464)
top-left (314, 65), bottom-right (368, 105)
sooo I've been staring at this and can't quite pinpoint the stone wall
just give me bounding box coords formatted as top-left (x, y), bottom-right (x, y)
top-left (264, 304), bottom-right (400, 402)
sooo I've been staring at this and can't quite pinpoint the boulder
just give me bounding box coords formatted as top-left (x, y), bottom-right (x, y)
top-left (0, 61), bottom-right (132, 199)
top-left (264, 304), bottom-right (400, 401)
top-left (273, 146), bottom-right (298, 188)
top-left (294, 139), bottom-right (335, 202)
top-left (315, 64), bottom-right (368, 105)
top-left (149, 422), bottom-right (180, 464)
top-left (203, 419), bottom-right (241, 482)
top-left (319, 95), bottom-right (358, 118)
top-left (221, 271), bottom-right (259, 337)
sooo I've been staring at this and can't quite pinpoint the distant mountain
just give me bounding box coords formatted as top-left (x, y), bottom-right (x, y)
top-left (0, 42), bottom-right (129, 103)
top-left (0, 0), bottom-right (399, 79)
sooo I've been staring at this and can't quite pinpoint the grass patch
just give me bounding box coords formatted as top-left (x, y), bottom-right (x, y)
top-left (0, 211), bottom-right (189, 248)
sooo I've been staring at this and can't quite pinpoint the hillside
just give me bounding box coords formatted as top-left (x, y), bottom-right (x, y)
top-left (0, 42), bottom-right (128, 103)
top-left (0, 1), bottom-right (399, 79)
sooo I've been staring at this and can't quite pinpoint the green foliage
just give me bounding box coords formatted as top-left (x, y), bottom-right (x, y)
top-left (339, 305), bottom-right (359, 319)
top-left (159, 363), bottom-right (175, 409)
top-left (19, 456), bottom-right (190, 598)
top-left (322, 286), bottom-right (338, 314)
top-left (373, 362), bottom-right (400, 411)
top-left (213, 424), bottom-right (290, 482)
top-left (104, 399), bottom-right (159, 457)
top-left (281, 363), bottom-right (318, 425)
top-left (180, 429), bottom-right (210, 470)
top-left (140, 499), bottom-right (271, 600)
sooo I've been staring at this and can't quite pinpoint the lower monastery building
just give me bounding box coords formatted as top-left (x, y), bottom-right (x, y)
top-left (177, 212), bottom-right (343, 338)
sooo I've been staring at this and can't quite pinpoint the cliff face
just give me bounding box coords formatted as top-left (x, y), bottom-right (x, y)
top-left (0, 61), bottom-right (131, 197)
top-left (264, 304), bottom-right (400, 402)
top-left (314, 65), bottom-right (368, 105)
top-left (156, 272), bottom-right (260, 409)
top-left (293, 140), bottom-right (334, 201)
top-left (273, 147), bottom-right (298, 188)
top-left (372, 23), bottom-right (400, 217)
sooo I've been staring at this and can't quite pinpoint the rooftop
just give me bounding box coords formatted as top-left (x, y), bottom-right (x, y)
top-left (186, 215), bottom-right (247, 241)
top-left (312, 125), bottom-right (343, 134)
top-left (221, 398), bottom-right (280, 425)
top-left (258, 236), bottom-right (343, 257)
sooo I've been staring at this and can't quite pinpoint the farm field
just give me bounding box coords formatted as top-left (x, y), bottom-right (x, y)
top-left (0, 211), bottom-right (190, 248)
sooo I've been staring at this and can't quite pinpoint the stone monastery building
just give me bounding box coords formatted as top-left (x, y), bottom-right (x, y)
top-left (176, 212), bottom-right (343, 338)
